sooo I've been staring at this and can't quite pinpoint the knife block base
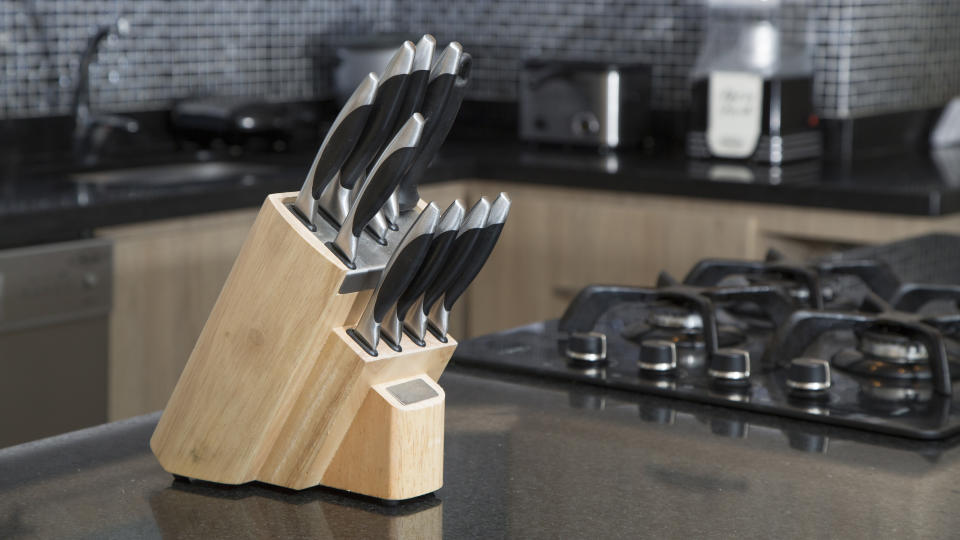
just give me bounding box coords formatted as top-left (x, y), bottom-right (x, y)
top-left (322, 374), bottom-right (445, 500)
top-left (150, 192), bottom-right (457, 501)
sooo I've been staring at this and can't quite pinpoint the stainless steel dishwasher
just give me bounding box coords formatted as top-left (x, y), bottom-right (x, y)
top-left (0, 238), bottom-right (112, 448)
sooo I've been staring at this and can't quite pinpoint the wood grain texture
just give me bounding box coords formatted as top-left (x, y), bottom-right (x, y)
top-left (460, 182), bottom-right (757, 336)
top-left (257, 327), bottom-right (454, 490)
top-left (323, 374), bottom-right (445, 500)
top-left (456, 180), bottom-right (960, 337)
top-left (151, 193), bottom-right (456, 499)
top-left (98, 209), bottom-right (258, 421)
top-left (151, 193), bottom-right (355, 484)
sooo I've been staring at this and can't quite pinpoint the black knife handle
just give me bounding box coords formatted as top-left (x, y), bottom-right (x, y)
top-left (312, 103), bottom-right (373, 197)
top-left (351, 145), bottom-right (419, 237)
top-left (397, 53), bottom-right (472, 212)
top-left (442, 222), bottom-right (504, 310)
top-left (373, 232), bottom-right (435, 322)
top-left (337, 42), bottom-right (414, 190)
top-left (339, 73), bottom-right (409, 190)
top-left (421, 226), bottom-right (483, 313)
top-left (419, 71), bottom-right (457, 126)
top-left (392, 69), bottom-right (430, 135)
top-left (396, 228), bottom-right (458, 320)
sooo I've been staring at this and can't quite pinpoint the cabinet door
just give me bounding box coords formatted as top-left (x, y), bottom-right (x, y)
top-left (97, 209), bottom-right (258, 420)
top-left (419, 182), bottom-right (469, 212)
top-left (462, 184), bottom-right (758, 337)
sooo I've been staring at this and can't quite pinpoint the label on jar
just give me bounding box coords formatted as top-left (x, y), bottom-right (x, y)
top-left (707, 71), bottom-right (763, 159)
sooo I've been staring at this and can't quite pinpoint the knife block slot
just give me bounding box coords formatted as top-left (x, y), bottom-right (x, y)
top-left (150, 192), bottom-right (456, 501)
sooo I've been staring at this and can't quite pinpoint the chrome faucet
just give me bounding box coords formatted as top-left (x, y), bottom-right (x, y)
top-left (71, 17), bottom-right (139, 165)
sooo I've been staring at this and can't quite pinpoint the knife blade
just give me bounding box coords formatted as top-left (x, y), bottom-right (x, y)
top-left (404, 197), bottom-right (490, 343)
top-left (365, 209), bottom-right (392, 244)
top-left (349, 203), bottom-right (441, 355)
top-left (381, 200), bottom-right (465, 347)
top-left (318, 41), bottom-right (415, 224)
top-left (330, 113), bottom-right (425, 265)
top-left (428, 192), bottom-right (510, 340)
top-left (378, 34), bottom-right (437, 229)
top-left (395, 45), bottom-right (469, 213)
top-left (292, 72), bottom-right (378, 228)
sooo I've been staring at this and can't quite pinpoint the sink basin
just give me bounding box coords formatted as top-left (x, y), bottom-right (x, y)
top-left (70, 161), bottom-right (281, 186)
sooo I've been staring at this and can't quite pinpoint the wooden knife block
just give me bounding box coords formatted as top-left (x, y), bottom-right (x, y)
top-left (150, 192), bottom-right (457, 501)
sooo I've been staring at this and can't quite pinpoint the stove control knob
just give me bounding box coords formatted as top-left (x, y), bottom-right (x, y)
top-left (786, 358), bottom-right (831, 393)
top-left (565, 331), bottom-right (607, 365)
top-left (708, 349), bottom-right (751, 384)
top-left (638, 339), bottom-right (677, 373)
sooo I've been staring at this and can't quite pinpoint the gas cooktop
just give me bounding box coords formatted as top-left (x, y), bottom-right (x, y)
top-left (454, 234), bottom-right (960, 439)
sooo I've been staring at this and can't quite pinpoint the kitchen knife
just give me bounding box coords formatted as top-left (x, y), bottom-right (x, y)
top-left (349, 203), bottom-right (441, 355)
top-left (396, 49), bottom-right (471, 213)
top-left (292, 72), bottom-right (378, 228)
top-left (428, 192), bottom-right (510, 340)
top-left (318, 41), bottom-right (415, 224)
top-left (330, 113), bottom-right (425, 265)
top-left (394, 35), bottom-right (437, 137)
top-left (374, 42), bottom-right (462, 230)
top-left (381, 200), bottom-right (465, 347)
top-left (378, 34), bottom-right (437, 229)
top-left (404, 197), bottom-right (490, 343)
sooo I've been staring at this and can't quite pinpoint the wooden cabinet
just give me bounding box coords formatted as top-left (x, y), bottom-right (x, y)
top-left (459, 182), bottom-right (759, 337)
top-left (97, 209), bottom-right (258, 420)
top-left (459, 180), bottom-right (960, 338)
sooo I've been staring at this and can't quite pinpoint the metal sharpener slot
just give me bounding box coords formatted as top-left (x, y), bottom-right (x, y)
top-left (387, 378), bottom-right (438, 406)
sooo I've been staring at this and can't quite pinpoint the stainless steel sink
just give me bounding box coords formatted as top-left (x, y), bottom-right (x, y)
top-left (70, 161), bottom-right (280, 186)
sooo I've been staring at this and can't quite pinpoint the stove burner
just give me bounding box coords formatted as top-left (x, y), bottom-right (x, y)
top-left (858, 329), bottom-right (928, 363)
top-left (785, 281), bottom-right (835, 304)
top-left (830, 328), bottom-right (960, 383)
top-left (620, 321), bottom-right (746, 350)
top-left (859, 381), bottom-right (935, 404)
top-left (460, 234), bottom-right (960, 439)
top-left (833, 349), bottom-right (937, 382)
top-left (647, 306), bottom-right (702, 331)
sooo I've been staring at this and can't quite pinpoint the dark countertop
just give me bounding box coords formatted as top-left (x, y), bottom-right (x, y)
top-left (3, 364), bottom-right (960, 539)
top-left (3, 134), bottom-right (960, 249)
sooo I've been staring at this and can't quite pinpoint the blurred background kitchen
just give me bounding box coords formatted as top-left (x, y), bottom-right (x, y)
top-left (1, 0), bottom-right (959, 446)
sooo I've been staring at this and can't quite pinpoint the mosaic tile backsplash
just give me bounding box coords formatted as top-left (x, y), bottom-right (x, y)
top-left (0, 0), bottom-right (958, 121)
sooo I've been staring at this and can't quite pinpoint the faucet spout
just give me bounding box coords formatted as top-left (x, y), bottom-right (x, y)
top-left (72, 17), bottom-right (134, 164)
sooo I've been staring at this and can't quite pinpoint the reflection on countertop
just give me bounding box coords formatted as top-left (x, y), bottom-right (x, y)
top-left (2, 366), bottom-right (960, 538)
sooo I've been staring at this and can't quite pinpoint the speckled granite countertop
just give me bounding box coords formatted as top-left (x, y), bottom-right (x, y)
top-left (2, 364), bottom-right (959, 539)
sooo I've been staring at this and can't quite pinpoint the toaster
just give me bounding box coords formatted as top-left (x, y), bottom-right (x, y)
top-left (519, 59), bottom-right (651, 149)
